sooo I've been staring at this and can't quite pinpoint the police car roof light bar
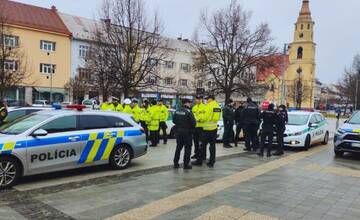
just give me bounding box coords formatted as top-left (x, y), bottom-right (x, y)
top-left (66, 105), bottom-right (87, 111)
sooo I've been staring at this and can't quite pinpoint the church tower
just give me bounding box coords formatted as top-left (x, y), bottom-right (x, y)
top-left (285, 0), bottom-right (316, 109)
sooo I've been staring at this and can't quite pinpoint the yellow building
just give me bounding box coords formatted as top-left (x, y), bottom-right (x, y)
top-left (1, 0), bottom-right (71, 104)
top-left (284, 0), bottom-right (316, 109)
top-left (258, 0), bottom-right (316, 109)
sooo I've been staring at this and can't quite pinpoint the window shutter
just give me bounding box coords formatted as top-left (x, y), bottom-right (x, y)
top-left (40, 64), bottom-right (43, 73)
top-left (52, 65), bottom-right (56, 73)
top-left (53, 42), bottom-right (56, 51)
top-left (40, 40), bottom-right (44, 49)
top-left (15, 61), bottom-right (18, 71)
top-left (15, 37), bottom-right (19, 47)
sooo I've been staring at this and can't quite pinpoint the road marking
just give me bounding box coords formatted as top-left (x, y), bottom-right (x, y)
top-left (106, 145), bottom-right (328, 220)
top-left (194, 205), bottom-right (278, 220)
top-left (304, 163), bottom-right (360, 178)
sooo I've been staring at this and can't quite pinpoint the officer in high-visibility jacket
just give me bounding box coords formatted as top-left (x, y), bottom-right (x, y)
top-left (140, 100), bottom-right (151, 142)
top-left (148, 100), bottom-right (160, 147)
top-left (131, 99), bottom-right (141, 123)
top-left (100, 101), bottom-right (110, 111)
top-left (191, 95), bottom-right (206, 160)
top-left (108, 99), bottom-right (121, 112)
top-left (193, 95), bottom-right (221, 167)
top-left (123, 98), bottom-right (132, 114)
top-left (157, 99), bottom-right (169, 145)
top-left (0, 101), bottom-right (8, 126)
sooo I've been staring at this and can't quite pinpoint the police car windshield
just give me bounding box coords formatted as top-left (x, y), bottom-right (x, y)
top-left (288, 114), bottom-right (309, 126)
top-left (348, 112), bottom-right (360, 124)
top-left (0, 114), bottom-right (51, 135)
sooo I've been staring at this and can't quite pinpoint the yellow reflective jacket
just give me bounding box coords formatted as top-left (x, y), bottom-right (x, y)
top-left (132, 104), bottom-right (141, 122)
top-left (123, 105), bottom-right (132, 114)
top-left (140, 107), bottom-right (151, 124)
top-left (192, 103), bottom-right (206, 128)
top-left (101, 103), bottom-right (109, 111)
top-left (148, 105), bottom-right (160, 131)
top-left (115, 104), bottom-right (123, 112)
top-left (107, 104), bottom-right (116, 111)
top-left (158, 104), bottom-right (169, 122)
top-left (203, 100), bottom-right (222, 131)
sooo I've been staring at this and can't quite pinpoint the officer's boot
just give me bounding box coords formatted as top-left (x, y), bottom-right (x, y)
top-left (257, 148), bottom-right (264, 157)
top-left (267, 150), bottom-right (272, 157)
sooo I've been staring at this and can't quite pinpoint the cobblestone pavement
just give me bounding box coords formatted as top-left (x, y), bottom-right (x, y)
top-left (1, 118), bottom-right (356, 220)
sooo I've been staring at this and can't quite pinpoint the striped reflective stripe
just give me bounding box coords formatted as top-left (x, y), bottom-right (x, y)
top-left (3, 142), bottom-right (16, 151)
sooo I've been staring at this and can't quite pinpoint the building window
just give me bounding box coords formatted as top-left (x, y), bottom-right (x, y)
top-left (180, 79), bottom-right (188, 87)
top-left (4, 35), bottom-right (19, 47)
top-left (40, 63), bottom-right (56, 74)
top-left (78, 68), bottom-right (90, 80)
top-left (165, 61), bottom-right (174, 69)
top-left (300, 24), bottom-right (304, 30)
top-left (197, 80), bottom-right (203, 88)
top-left (208, 81), bottom-right (216, 88)
top-left (297, 47), bottom-right (303, 59)
top-left (4, 60), bottom-right (18, 71)
top-left (307, 24), bottom-right (311, 29)
top-left (79, 45), bottom-right (89, 58)
top-left (165, 77), bottom-right (173, 85)
top-left (149, 76), bottom-right (157, 84)
top-left (181, 63), bottom-right (190, 72)
top-left (40, 40), bottom-right (56, 52)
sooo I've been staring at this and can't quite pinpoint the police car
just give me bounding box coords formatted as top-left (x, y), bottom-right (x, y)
top-left (282, 111), bottom-right (329, 149)
top-left (0, 105), bottom-right (147, 189)
top-left (334, 111), bottom-right (360, 157)
top-left (5, 107), bottom-right (51, 123)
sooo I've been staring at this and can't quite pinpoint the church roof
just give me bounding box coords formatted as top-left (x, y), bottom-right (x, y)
top-left (297, 0), bottom-right (313, 23)
top-left (256, 55), bottom-right (289, 81)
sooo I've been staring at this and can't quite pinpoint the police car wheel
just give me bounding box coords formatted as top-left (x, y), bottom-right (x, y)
top-left (322, 132), bottom-right (329, 145)
top-left (0, 157), bottom-right (21, 190)
top-left (110, 145), bottom-right (132, 170)
top-left (304, 135), bottom-right (311, 151)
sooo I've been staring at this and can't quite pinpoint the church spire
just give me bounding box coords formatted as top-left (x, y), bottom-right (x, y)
top-left (297, 0), bottom-right (312, 23)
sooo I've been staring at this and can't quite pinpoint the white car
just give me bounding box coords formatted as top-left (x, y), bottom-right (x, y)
top-left (82, 99), bottom-right (100, 110)
top-left (32, 100), bottom-right (50, 107)
top-left (281, 111), bottom-right (330, 149)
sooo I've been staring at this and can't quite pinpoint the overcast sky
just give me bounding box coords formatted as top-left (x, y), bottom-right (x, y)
top-left (15, 0), bottom-right (360, 84)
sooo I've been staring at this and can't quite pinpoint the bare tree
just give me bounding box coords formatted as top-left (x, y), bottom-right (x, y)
top-left (193, 0), bottom-right (277, 103)
top-left (64, 77), bottom-right (91, 104)
top-left (86, 0), bottom-right (167, 100)
top-left (0, 11), bottom-right (28, 100)
top-left (286, 78), bottom-right (312, 109)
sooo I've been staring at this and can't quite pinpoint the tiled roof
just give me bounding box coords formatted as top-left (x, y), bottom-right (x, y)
top-left (256, 55), bottom-right (289, 81)
top-left (0, 0), bottom-right (71, 36)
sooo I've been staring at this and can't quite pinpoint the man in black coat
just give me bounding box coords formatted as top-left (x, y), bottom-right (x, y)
top-left (173, 99), bottom-right (196, 169)
top-left (242, 98), bottom-right (261, 151)
top-left (222, 99), bottom-right (235, 148)
top-left (234, 102), bottom-right (244, 147)
top-left (273, 104), bottom-right (288, 156)
top-left (259, 103), bottom-right (277, 157)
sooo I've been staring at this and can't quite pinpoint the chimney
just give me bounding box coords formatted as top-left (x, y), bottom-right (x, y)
top-left (51, 6), bottom-right (57, 11)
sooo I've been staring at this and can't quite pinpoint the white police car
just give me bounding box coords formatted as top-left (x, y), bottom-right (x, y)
top-left (5, 107), bottom-right (51, 123)
top-left (282, 111), bottom-right (329, 149)
top-left (334, 111), bottom-right (360, 157)
top-left (0, 106), bottom-right (147, 189)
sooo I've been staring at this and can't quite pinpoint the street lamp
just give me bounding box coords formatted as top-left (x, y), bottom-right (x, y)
top-left (280, 43), bottom-right (290, 105)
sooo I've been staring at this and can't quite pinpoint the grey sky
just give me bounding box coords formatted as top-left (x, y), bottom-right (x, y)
top-left (15, 0), bottom-right (360, 84)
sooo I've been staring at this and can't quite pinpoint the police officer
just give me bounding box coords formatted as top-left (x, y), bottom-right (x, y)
top-left (0, 101), bottom-right (8, 125)
top-left (273, 104), bottom-right (288, 156)
top-left (140, 100), bottom-right (151, 142)
top-left (259, 103), bottom-right (277, 157)
top-left (157, 99), bottom-right (169, 145)
top-left (193, 95), bottom-right (221, 168)
top-left (173, 99), bottom-right (196, 169)
top-left (222, 99), bottom-right (235, 148)
top-left (131, 99), bottom-right (141, 123)
top-left (192, 95), bottom-right (206, 159)
top-left (148, 100), bottom-right (160, 147)
top-left (234, 102), bottom-right (244, 147)
top-left (242, 98), bottom-right (261, 151)
top-left (123, 98), bottom-right (132, 114)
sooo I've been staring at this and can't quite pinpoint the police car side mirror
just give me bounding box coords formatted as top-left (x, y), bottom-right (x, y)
top-left (32, 129), bottom-right (48, 137)
top-left (309, 123), bottom-right (318, 128)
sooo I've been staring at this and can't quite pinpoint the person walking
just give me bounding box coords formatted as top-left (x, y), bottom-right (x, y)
top-left (0, 101), bottom-right (8, 126)
top-left (157, 99), bottom-right (169, 145)
top-left (273, 104), bottom-right (288, 156)
top-left (222, 99), bottom-right (235, 148)
top-left (234, 102), bottom-right (244, 147)
top-left (173, 99), bottom-right (196, 169)
top-left (258, 103), bottom-right (277, 157)
top-left (242, 98), bottom-right (261, 151)
top-left (192, 95), bottom-right (221, 168)
top-left (148, 100), bottom-right (160, 147)
top-left (191, 95), bottom-right (206, 159)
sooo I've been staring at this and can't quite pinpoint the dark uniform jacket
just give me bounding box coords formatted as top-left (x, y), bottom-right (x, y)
top-left (260, 110), bottom-right (277, 132)
top-left (276, 110), bottom-right (288, 132)
top-left (222, 105), bottom-right (235, 125)
top-left (173, 106), bottom-right (196, 132)
top-left (243, 102), bottom-right (261, 125)
top-left (234, 106), bottom-right (244, 125)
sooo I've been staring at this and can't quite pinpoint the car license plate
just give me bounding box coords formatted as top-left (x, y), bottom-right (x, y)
top-left (352, 143), bottom-right (360, 148)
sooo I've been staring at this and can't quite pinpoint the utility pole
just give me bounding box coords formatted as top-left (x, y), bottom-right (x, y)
top-left (280, 43), bottom-right (290, 105)
top-left (356, 71), bottom-right (360, 110)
